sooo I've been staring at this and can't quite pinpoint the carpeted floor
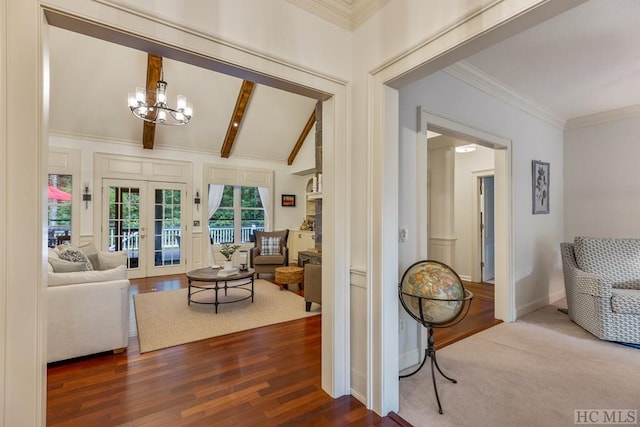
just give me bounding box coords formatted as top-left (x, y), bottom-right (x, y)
top-left (398, 304), bottom-right (640, 427)
top-left (133, 279), bottom-right (320, 353)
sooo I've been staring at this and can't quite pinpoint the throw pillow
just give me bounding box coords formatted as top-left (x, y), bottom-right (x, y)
top-left (98, 251), bottom-right (128, 270)
top-left (261, 236), bottom-right (281, 256)
top-left (78, 242), bottom-right (101, 270)
top-left (47, 248), bottom-right (60, 260)
top-left (58, 245), bottom-right (94, 271)
top-left (48, 257), bottom-right (88, 273)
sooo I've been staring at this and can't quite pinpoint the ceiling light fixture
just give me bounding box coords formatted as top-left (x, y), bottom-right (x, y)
top-left (128, 70), bottom-right (193, 125)
top-left (455, 144), bottom-right (476, 153)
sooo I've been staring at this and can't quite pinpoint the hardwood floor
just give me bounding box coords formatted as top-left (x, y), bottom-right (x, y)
top-left (47, 275), bottom-right (498, 426)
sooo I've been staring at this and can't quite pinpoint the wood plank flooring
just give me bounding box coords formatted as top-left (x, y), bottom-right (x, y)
top-left (47, 275), bottom-right (498, 426)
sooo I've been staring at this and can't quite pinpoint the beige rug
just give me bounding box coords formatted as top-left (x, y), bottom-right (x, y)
top-left (399, 304), bottom-right (640, 427)
top-left (133, 279), bottom-right (320, 353)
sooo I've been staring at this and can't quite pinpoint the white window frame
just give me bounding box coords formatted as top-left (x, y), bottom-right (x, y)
top-left (48, 147), bottom-right (81, 246)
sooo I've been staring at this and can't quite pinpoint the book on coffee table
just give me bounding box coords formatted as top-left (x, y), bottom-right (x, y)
top-left (217, 268), bottom-right (239, 277)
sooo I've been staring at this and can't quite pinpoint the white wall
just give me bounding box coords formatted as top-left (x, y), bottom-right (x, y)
top-left (564, 115), bottom-right (640, 240)
top-left (397, 71), bottom-right (565, 364)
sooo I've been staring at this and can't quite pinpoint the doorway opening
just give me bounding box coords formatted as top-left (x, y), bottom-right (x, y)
top-left (418, 107), bottom-right (512, 323)
top-left (479, 175), bottom-right (495, 284)
top-left (425, 127), bottom-right (497, 325)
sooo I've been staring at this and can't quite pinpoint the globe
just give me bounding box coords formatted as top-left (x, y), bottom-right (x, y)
top-left (399, 260), bottom-right (470, 326)
top-left (398, 260), bottom-right (473, 415)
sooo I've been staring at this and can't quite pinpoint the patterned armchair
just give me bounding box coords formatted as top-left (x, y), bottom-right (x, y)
top-left (560, 237), bottom-right (640, 344)
top-left (250, 230), bottom-right (289, 278)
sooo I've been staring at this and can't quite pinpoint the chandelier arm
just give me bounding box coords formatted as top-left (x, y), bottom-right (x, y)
top-left (130, 105), bottom-right (191, 126)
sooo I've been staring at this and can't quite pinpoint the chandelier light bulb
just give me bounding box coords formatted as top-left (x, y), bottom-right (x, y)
top-left (128, 68), bottom-right (192, 126)
top-left (135, 88), bottom-right (146, 104)
top-left (128, 93), bottom-right (137, 108)
top-left (176, 95), bottom-right (187, 111)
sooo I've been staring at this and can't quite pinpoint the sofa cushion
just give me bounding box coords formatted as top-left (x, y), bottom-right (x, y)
top-left (58, 245), bottom-right (94, 271)
top-left (98, 251), bottom-right (128, 270)
top-left (573, 237), bottom-right (640, 287)
top-left (611, 288), bottom-right (640, 315)
top-left (253, 254), bottom-right (286, 265)
top-left (48, 248), bottom-right (60, 260)
top-left (261, 236), bottom-right (281, 255)
top-left (48, 264), bottom-right (128, 287)
top-left (48, 257), bottom-right (88, 273)
top-left (78, 242), bottom-right (101, 270)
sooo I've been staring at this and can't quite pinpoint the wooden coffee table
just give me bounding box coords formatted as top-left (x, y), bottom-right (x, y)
top-left (274, 266), bottom-right (304, 291)
top-left (186, 267), bottom-right (255, 313)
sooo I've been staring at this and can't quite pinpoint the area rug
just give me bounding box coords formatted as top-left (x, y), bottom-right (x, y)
top-left (133, 279), bottom-right (320, 353)
top-left (398, 304), bottom-right (640, 427)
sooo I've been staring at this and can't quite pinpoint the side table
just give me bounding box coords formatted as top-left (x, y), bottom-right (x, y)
top-left (274, 266), bottom-right (304, 291)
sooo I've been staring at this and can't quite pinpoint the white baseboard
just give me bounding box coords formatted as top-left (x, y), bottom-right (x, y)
top-left (516, 289), bottom-right (566, 318)
top-left (399, 347), bottom-right (421, 371)
top-left (350, 369), bottom-right (367, 405)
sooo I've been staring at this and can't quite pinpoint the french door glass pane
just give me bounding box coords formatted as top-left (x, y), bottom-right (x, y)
top-left (47, 174), bottom-right (73, 247)
top-left (108, 186), bottom-right (140, 269)
top-left (153, 188), bottom-right (181, 266)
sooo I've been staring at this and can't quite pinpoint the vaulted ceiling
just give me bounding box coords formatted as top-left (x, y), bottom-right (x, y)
top-left (48, 25), bottom-right (318, 164)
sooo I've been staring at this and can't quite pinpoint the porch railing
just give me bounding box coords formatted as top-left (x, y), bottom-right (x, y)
top-left (107, 226), bottom-right (264, 251)
top-left (208, 226), bottom-right (264, 244)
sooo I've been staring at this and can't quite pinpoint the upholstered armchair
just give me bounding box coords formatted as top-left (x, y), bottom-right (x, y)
top-left (560, 237), bottom-right (640, 344)
top-left (250, 230), bottom-right (289, 278)
top-left (304, 263), bottom-right (322, 312)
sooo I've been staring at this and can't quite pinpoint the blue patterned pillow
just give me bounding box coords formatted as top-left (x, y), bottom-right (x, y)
top-left (261, 236), bottom-right (281, 256)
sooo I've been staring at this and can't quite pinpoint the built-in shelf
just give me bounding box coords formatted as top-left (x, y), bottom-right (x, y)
top-left (306, 192), bottom-right (323, 200)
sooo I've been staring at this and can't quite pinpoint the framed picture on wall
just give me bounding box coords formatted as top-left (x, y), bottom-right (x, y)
top-left (281, 194), bottom-right (296, 207)
top-left (532, 160), bottom-right (550, 214)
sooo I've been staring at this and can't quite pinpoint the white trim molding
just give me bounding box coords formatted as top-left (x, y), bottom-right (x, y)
top-left (444, 62), bottom-right (566, 129)
top-left (565, 104), bottom-right (640, 130)
top-left (286, 0), bottom-right (389, 30)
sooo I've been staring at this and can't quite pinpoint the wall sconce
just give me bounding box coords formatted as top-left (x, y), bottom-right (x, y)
top-left (194, 191), bottom-right (201, 211)
top-left (82, 185), bottom-right (92, 209)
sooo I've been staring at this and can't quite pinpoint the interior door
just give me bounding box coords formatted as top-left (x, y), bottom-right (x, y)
top-left (480, 176), bottom-right (495, 282)
top-left (103, 179), bottom-right (186, 278)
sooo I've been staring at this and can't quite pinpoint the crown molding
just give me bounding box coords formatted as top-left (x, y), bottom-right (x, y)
top-left (286, 0), bottom-right (389, 30)
top-left (564, 104), bottom-right (640, 130)
top-left (443, 61), bottom-right (566, 130)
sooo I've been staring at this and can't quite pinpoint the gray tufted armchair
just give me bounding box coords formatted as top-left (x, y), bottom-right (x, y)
top-left (560, 237), bottom-right (640, 344)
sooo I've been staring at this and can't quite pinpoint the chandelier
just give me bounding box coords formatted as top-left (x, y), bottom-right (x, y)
top-left (128, 71), bottom-right (193, 126)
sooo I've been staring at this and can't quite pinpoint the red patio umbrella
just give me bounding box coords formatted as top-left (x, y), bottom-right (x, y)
top-left (48, 185), bottom-right (72, 201)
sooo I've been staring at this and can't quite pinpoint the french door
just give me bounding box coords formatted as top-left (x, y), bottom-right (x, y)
top-left (103, 179), bottom-right (186, 278)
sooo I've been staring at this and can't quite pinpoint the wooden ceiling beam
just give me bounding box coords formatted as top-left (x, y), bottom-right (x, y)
top-left (287, 109), bottom-right (316, 166)
top-left (221, 80), bottom-right (255, 158)
top-left (142, 54), bottom-right (162, 150)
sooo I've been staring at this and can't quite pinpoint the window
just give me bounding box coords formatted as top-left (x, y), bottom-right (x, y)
top-left (208, 185), bottom-right (265, 243)
top-left (47, 174), bottom-right (73, 247)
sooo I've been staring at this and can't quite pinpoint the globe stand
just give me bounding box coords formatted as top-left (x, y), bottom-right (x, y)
top-left (399, 326), bottom-right (457, 415)
top-left (398, 260), bottom-right (473, 415)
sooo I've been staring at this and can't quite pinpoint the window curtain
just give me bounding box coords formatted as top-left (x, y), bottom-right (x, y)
top-left (207, 184), bottom-right (225, 265)
top-left (258, 187), bottom-right (270, 231)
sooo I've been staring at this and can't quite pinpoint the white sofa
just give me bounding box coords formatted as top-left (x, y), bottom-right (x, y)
top-left (47, 245), bottom-right (130, 363)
